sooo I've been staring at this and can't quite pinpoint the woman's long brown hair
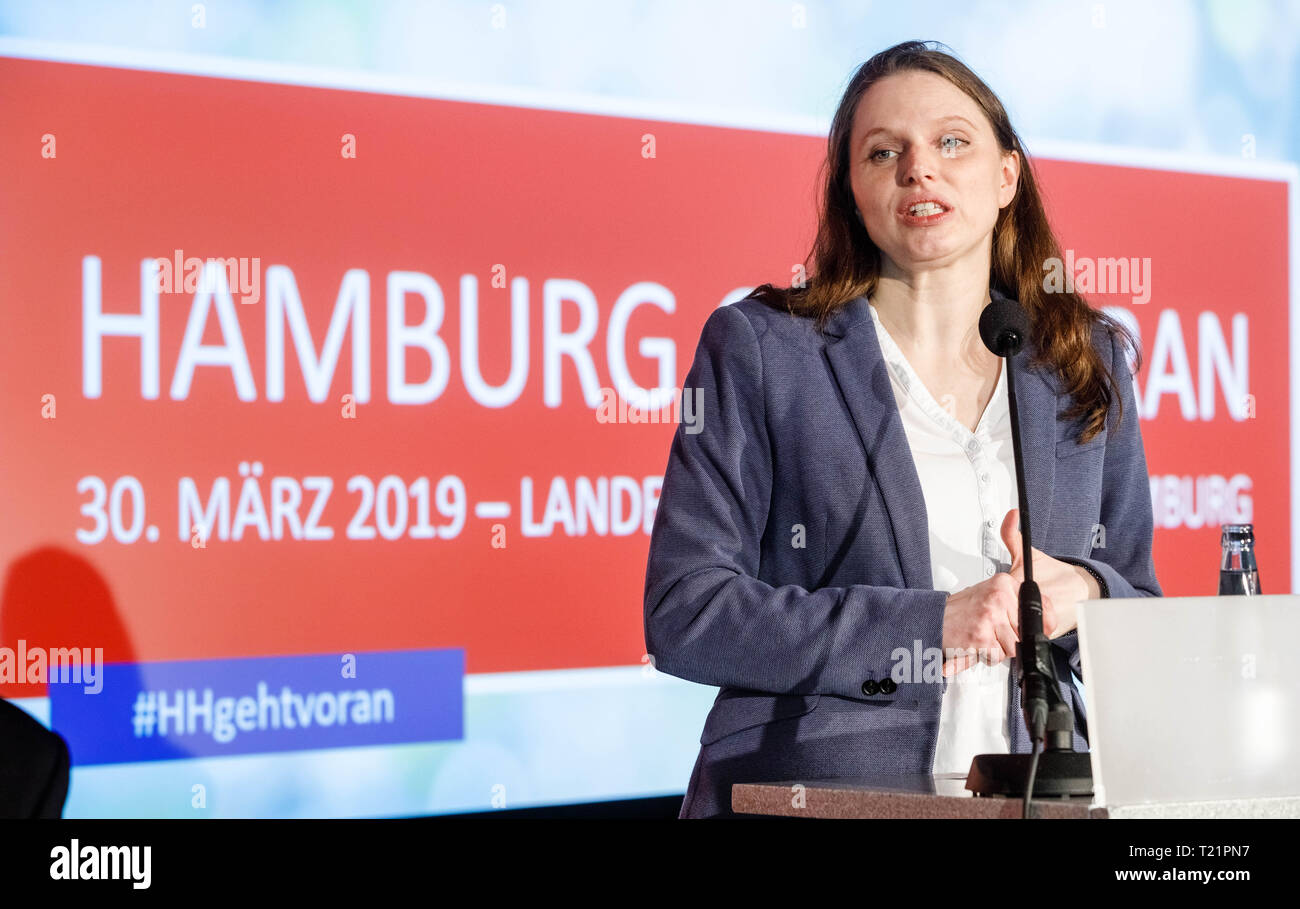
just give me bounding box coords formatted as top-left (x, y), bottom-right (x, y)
top-left (749, 40), bottom-right (1140, 442)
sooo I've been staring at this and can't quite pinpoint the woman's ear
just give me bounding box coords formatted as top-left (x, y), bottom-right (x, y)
top-left (998, 149), bottom-right (1021, 209)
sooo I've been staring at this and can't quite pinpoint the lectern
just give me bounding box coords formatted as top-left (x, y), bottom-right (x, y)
top-left (733, 596), bottom-right (1300, 819)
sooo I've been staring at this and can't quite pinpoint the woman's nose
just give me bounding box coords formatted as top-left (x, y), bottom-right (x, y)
top-left (897, 144), bottom-right (941, 184)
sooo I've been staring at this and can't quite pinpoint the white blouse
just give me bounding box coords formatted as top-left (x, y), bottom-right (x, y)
top-left (868, 301), bottom-right (1017, 775)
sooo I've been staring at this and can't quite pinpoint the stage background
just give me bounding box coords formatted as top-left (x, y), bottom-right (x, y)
top-left (0, 0), bottom-right (1296, 817)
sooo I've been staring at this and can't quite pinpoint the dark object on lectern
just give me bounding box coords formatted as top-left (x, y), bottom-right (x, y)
top-left (967, 295), bottom-right (1093, 801)
top-left (966, 751), bottom-right (1094, 798)
top-left (0, 697), bottom-right (71, 818)
top-left (1219, 524), bottom-right (1261, 595)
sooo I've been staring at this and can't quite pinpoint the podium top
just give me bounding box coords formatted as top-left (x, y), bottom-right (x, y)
top-left (731, 774), bottom-right (1094, 819)
top-left (731, 774), bottom-right (1300, 819)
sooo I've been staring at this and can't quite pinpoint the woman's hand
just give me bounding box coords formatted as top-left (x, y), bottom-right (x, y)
top-left (940, 573), bottom-right (1057, 677)
top-left (938, 507), bottom-right (1097, 677)
top-left (999, 508), bottom-right (1097, 640)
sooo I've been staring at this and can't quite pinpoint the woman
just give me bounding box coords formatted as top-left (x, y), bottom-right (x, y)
top-left (642, 41), bottom-right (1162, 819)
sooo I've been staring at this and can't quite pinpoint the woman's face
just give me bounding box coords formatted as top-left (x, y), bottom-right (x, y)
top-left (848, 69), bottom-right (1019, 274)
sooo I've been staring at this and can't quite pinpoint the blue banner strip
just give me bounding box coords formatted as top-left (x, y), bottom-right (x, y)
top-left (48, 649), bottom-right (464, 765)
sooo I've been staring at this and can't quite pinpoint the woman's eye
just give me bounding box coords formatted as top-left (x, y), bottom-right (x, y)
top-left (870, 148), bottom-right (896, 162)
top-left (940, 134), bottom-right (968, 152)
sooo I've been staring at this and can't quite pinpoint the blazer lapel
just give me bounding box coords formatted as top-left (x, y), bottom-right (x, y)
top-left (822, 293), bottom-right (1060, 591)
top-left (824, 296), bottom-right (933, 589)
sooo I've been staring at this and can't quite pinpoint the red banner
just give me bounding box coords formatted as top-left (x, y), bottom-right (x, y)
top-left (0, 57), bottom-right (1289, 697)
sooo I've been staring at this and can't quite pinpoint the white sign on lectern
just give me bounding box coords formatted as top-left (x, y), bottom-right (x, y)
top-left (1078, 594), bottom-right (1300, 811)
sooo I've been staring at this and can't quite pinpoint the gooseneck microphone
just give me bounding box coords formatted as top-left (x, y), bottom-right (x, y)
top-left (977, 294), bottom-right (1031, 357)
top-left (965, 292), bottom-right (1093, 813)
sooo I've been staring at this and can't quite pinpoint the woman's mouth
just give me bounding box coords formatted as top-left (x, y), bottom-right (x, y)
top-left (897, 198), bottom-right (953, 226)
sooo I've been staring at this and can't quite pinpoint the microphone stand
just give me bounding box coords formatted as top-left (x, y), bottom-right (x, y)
top-left (965, 333), bottom-right (1093, 808)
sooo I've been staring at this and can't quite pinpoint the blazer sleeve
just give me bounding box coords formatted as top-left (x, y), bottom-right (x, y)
top-left (1048, 326), bottom-right (1163, 679)
top-left (643, 303), bottom-right (948, 704)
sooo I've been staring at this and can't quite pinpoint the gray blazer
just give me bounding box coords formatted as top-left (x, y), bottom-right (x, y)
top-left (643, 289), bottom-right (1162, 818)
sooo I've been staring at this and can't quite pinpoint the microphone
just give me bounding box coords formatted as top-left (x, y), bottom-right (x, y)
top-left (965, 291), bottom-right (1093, 811)
top-left (978, 296), bottom-right (1030, 357)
